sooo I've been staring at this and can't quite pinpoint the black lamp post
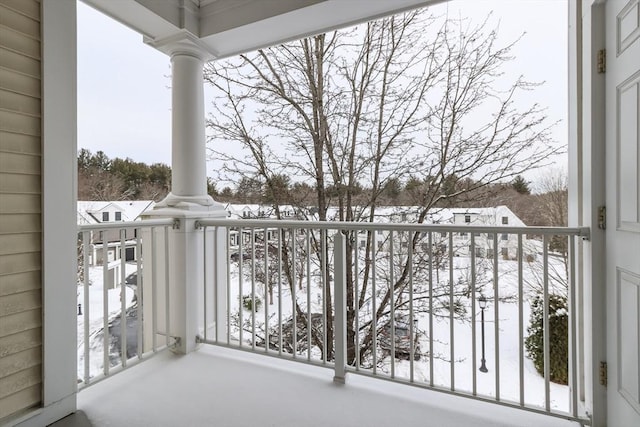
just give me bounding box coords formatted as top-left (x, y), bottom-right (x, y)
top-left (478, 294), bottom-right (488, 373)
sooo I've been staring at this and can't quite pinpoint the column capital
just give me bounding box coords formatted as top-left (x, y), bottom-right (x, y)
top-left (145, 30), bottom-right (215, 61)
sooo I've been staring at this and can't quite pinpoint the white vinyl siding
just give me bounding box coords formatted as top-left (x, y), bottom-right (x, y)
top-left (0, 0), bottom-right (42, 421)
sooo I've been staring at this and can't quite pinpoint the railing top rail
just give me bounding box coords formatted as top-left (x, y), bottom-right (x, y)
top-left (196, 218), bottom-right (590, 237)
top-left (78, 218), bottom-right (174, 232)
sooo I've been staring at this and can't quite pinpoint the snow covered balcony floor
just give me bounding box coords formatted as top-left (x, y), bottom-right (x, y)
top-left (77, 344), bottom-right (580, 427)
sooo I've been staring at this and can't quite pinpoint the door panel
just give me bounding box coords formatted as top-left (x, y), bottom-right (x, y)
top-left (607, 0), bottom-right (640, 425)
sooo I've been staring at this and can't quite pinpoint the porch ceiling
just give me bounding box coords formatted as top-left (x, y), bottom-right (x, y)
top-left (81, 0), bottom-right (444, 59)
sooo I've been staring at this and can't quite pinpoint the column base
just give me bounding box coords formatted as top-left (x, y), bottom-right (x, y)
top-left (141, 197), bottom-right (228, 355)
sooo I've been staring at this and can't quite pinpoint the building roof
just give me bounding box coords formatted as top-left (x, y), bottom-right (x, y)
top-left (222, 204), bottom-right (526, 226)
top-left (77, 200), bottom-right (156, 225)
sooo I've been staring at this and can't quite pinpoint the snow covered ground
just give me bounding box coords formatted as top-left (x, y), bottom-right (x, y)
top-left (78, 344), bottom-right (579, 427)
top-left (78, 249), bottom-right (571, 413)
top-left (225, 251), bottom-right (571, 413)
top-left (77, 264), bottom-right (138, 380)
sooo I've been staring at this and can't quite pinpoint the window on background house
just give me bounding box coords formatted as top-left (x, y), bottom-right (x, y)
top-left (502, 216), bottom-right (508, 224)
top-left (102, 212), bottom-right (109, 222)
top-left (115, 212), bottom-right (121, 221)
top-left (465, 215), bottom-right (471, 223)
top-left (501, 233), bottom-right (508, 240)
top-left (501, 247), bottom-right (509, 257)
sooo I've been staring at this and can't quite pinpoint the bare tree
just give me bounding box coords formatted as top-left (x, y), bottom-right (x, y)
top-left (206, 11), bottom-right (561, 366)
top-left (524, 169), bottom-right (569, 297)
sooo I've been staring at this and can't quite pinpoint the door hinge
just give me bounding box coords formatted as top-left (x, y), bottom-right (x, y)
top-left (597, 49), bottom-right (606, 74)
top-left (598, 206), bottom-right (606, 230)
top-left (599, 361), bottom-right (607, 387)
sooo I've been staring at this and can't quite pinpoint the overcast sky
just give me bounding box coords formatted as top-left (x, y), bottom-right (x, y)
top-left (77, 0), bottom-right (568, 184)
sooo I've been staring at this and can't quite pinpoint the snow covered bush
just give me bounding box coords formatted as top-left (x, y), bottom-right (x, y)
top-left (242, 294), bottom-right (262, 312)
top-left (525, 294), bottom-right (568, 384)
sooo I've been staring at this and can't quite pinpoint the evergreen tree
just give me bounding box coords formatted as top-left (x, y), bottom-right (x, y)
top-left (511, 175), bottom-right (531, 194)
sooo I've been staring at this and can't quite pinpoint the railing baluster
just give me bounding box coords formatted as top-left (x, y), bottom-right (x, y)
top-left (428, 231), bottom-right (434, 387)
top-left (251, 228), bottom-right (256, 351)
top-left (449, 231), bottom-right (454, 391)
top-left (355, 231), bottom-right (360, 371)
top-left (333, 231), bottom-right (347, 384)
top-left (164, 226), bottom-right (170, 348)
top-left (226, 227), bottom-right (231, 345)
top-left (518, 233), bottom-right (524, 406)
top-left (151, 228), bottom-right (158, 352)
top-left (278, 229), bottom-right (283, 355)
top-left (238, 229), bottom-right (244, 347)
top-left (389, 230), bottom-right (395, 379)
top-left (83, 231), bottom-right (90, 384)
top-left (203, 225), bottom-right (208, 343)
top-left (492, 231), bottom-right (498, 396)
top-left (569, 235), bottom-right (578, 418)
top-left (372, 229), bottom-right (377, 375)
top-left (321, 228), bottom-right (327, 365)
top-left (494, 233), bottom-right (501, 401)
top-left (471, 233), bottom-right (477, 395)
top-left (408, 232), bottom-right (414, 383)
top-left (264, 226), bottom-right (270, 353)
top-left (102, 237), bottom-right (109, 376)
top-left (543, 234), bottom-right (551, 412)
top-left (292, 228), bottom-right (297, 358)
top-left (306, 229), bottom-right (311, 361)
top-left (120, 229), bottom-right (127, 368)
top-left (136, 230), bottom-right (143, 359)
top-left (213, 225), bottom-right (219, 343)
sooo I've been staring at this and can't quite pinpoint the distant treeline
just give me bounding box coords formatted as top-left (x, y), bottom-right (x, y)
top-left (77, 149), bottom-right (565, 227)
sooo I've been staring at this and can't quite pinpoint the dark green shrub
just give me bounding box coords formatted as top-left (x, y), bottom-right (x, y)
top-left (525, 294), bottom-right (568, 384)
top-left (242, 295), bottom-right (262, 312)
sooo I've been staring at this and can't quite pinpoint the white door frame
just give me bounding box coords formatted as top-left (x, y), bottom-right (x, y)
top-left (569, 0), bottom-right (607, 425)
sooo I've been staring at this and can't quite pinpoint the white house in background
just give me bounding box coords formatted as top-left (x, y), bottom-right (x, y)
top-left (225, 204), bottom-right (301, 248)
top-left (448, 206), bottom-right (536, 259)
top-left (223, 203), bottom-right (536, 260)
top-left (225, 203), bottom-right (299, 220)
top-left (77, 200), bottom-right (155, 266)
top-left (351, 206), bottom-right (535, 259)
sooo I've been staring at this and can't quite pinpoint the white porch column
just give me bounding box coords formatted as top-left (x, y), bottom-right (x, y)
top-left (157, 44), bottom-right (214, 209)
top-left (147, 40), bottom-right (226, 355)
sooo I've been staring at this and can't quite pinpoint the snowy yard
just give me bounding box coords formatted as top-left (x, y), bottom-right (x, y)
top-left (77, 246), bottom-right (570, 413)
top-left (77, 264), bottom-right (138, 380)
top-left (225, 248), bottom-right (571, 412)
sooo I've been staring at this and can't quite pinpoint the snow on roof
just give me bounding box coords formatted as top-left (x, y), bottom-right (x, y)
top-left (77, 200), bottom-right (155, 224)
top-left (324, 205), bottom-right (525, 225)
top-left (186, 203), bottom-right (525, 225)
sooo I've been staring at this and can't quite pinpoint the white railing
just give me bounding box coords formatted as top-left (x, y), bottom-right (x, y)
top-left (76, 218), bottom-right (175, 388)
top-left (197, 218), bottom-right (590, 424)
